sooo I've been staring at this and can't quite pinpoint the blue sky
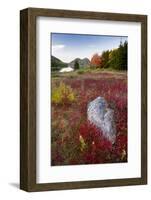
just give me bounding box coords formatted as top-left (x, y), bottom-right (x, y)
top-left (51, 33), bottom-right (128, 63)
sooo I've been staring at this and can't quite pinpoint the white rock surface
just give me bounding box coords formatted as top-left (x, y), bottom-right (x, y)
top-left (87, 96), bottom-right (116, 143)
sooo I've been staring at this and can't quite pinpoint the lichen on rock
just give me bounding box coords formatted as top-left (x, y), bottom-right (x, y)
top-left (87, 96), bottom-right (116, 143)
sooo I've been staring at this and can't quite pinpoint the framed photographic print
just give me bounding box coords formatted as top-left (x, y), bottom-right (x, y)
top-left (20, 8), bottom-right (147, 191)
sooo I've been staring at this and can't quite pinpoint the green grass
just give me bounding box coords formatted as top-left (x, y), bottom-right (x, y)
top-left (51, 67), bottom-right (127, 79)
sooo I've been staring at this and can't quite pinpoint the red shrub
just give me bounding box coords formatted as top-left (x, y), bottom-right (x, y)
top-left (79, 122), bottom-right (113, 164)
top-left (51, 72), bottom-right (127, 165)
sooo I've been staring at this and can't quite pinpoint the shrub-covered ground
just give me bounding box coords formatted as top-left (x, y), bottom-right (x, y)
top-left (51, 70), bottom-right (127, 166)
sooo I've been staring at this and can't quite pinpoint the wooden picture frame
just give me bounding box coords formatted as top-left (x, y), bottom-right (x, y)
top-left (20, 7), bottom-right (147, 192)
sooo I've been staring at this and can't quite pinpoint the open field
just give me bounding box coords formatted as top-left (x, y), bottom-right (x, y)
top-left (51, 70), bottom-right (127, 166)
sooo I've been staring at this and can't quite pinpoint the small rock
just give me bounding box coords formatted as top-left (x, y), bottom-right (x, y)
top-left (87, 97), bottom-right (116, 143)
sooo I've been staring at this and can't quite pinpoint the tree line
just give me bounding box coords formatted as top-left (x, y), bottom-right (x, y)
top-left (90, 41), bottom-right (128, 70)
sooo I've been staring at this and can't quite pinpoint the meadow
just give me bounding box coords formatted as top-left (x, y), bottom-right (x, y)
top-left (51, 70), bottom-right (127, 166)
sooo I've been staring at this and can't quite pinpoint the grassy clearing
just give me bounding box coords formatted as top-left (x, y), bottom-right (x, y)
top-left (51, 68), bottom-right (127, 80)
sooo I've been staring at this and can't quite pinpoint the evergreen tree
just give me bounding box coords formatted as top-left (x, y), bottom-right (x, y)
top-left (74, 60), bottom-right (80, 70)
top-left (102, 40), bottom-right (128, 70)
top-left (122, 41), bottom-right (128, 70)
top-left (102, 50), bottom-right (109, 68)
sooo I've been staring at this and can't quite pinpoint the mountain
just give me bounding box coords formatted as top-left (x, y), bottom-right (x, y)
top-left (51, 55), bottom-right (68, 71)
top-left (51, 55), bottom-right (90, 71)
top-left (69, 58), bottom-right (90, 69)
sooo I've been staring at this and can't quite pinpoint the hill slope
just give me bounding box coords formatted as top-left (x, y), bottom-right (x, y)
top-left (69, 58), bottom-right (90, 69)
top-left (51, 56), bottom-right (68, 71)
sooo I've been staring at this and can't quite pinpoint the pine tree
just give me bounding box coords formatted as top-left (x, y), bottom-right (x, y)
top-left (102, 50), bottom-right (109, 68)
top-left (74, 60), bottom-right (80, 70)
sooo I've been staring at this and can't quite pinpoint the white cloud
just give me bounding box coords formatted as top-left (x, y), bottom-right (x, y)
top-left (52, 44), bottom-right (65, 51)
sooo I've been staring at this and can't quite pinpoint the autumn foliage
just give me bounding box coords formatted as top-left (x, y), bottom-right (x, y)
top-left (90, 41), bottom-right (127, 70)
top-left (51, 72), bottom-right (127, 166)
top-left (90, 53), bottom-right (102, 68)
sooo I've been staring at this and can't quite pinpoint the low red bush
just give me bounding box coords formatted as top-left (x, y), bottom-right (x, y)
top-left (51, 73), bottom-right (127, 166)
